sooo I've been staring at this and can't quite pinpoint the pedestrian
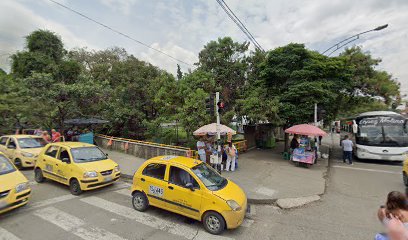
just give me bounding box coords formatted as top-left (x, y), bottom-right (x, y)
top-left (34, 128), bottom-right (43, 136)
top-left (51, 129), bottom-right (61, 142)
top-left (196, 137), bottom-right (206, 162)
top-left (41, 131), bottom-right (51, 143)
top-left (290, 134), bottom-right (299, 150)
top-left (225, 141), bottom-right (237, 172)
top-left (341, 135), bottom-right (353, 165)
top-left (376, 191), bottom-right (408, 240)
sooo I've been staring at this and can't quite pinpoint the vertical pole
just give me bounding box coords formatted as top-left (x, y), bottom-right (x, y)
top-left (314, 103), bottom-right (317, 126)
top-left (216, 92), bottom-right (221, 173)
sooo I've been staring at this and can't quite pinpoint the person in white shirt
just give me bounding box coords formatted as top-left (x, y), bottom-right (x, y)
top-left (225, 141), bottom-right (237, 171)
top-left (341, 135), bottom-right (354, 165)
top-left (197, 138), bottom-right (206, 162)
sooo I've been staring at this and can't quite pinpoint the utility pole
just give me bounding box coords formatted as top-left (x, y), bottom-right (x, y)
top-left (215, 92), bottom-right (221, 173)
top-left (314, 103), bottom-right (318, 126)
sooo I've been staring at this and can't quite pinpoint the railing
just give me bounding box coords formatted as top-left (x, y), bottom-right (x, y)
top-left (95, 134), bottom-right (247, 160)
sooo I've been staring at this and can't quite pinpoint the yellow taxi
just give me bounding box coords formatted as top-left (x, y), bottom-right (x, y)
top-left (0, 152), bottom-right (31, 214)
top-left (0, 135), bottom-right (47, 168)
top-left (34, 142), bottom-right (120, 195)
top-left (131, 155), bottom-right (247, 235)
top-left (403, 158), bottom-right (408, 186)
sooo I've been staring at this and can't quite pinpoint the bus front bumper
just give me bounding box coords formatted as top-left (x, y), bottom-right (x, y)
top-left (356, 151), bottom-right (406, 161)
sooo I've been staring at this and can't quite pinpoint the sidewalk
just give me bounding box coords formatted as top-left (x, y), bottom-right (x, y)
top-left (103, 137), bottom-right (331, 205)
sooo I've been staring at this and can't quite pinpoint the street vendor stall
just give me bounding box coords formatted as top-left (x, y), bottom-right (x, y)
top-left (285, 124), bottom-right (327, 167)
top-left (193, 123), bottom-right (236, 172)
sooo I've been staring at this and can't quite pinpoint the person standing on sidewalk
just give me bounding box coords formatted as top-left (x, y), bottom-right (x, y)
top-left (225, 141), bottom-right (237, 172)
top-left (341, 135), bottom-right (353, 165)
top-left (197, 138), bottom-right (206, 162)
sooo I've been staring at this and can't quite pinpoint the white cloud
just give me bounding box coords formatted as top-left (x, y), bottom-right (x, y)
top-left (99, 0), bottom-right (139, 15)
top-left (1, 0), bottom-right (407, 99)
top-left (0, 0), bottom-right (92, 71)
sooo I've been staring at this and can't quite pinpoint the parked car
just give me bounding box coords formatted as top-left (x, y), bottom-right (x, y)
top-left (0, 152), bottom-right (31, 214)
top-left (34, 142), bottom-right (120, 195)
top-left (131, 155), bottom-right (247, 235)
top-left (0, 135), bottom-right (47, 168)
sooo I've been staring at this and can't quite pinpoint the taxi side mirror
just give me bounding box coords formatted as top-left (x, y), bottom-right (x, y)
top-left (185, 182), bottom-right (195, 191)
top-left (62, 158), bottom-right (70, 164)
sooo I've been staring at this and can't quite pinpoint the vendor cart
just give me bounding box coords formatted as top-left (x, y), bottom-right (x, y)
top-left (285, 124), bottom-right (327, 168)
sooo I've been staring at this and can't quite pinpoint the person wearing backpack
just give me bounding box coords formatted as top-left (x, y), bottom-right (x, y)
top-left (225, 141), bottom-right (237, 172)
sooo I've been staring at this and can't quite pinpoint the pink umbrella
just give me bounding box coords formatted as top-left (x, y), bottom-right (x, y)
top-left (193, 123), bottom-right (236, 136)
top-left (285, 124), bottom-right (327, 136)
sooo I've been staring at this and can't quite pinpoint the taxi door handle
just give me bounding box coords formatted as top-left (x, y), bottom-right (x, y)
top-left (141, 178), bottom-right (145, 182)
top-left (56, 163), bottom-right (59, 166)
top-left (168, 186), bottom-right (174, 190)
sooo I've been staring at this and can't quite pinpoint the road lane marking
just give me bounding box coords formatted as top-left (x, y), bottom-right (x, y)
top-left (29, 194), bottom-right (78, 209)
top-left (33, 207), bottom-right (125, 240)
top-left (81, 196), bottom-right (234, 240)
top-left (115, 188), bottom-right (131, 196)
top-left (332, 165), bottom-right (401, 174)
top-left (0, 227), bottom-right (21, 240)
top-left (17, 182), bottom-right (129, 214)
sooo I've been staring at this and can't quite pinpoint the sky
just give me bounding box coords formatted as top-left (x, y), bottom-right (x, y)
top-left (0, 0), bottom-right (407, 100)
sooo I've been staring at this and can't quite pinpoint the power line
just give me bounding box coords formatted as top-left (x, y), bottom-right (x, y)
top-left (48, 0), bottom-right (192, 67)
top-left (219, 0), bottom-right (264, 52)
top-left (215, 0), bottom-right (264, 52)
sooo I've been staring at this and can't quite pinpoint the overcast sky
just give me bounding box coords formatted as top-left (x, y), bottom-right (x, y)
top-left (0, 0), bottom-right (407, 99)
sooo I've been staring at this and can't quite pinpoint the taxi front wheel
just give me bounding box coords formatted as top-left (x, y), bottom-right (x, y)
top-left (132, 192), bottom-right (148, 212)
top-left (70, 179), bottom-right (83, 195)
top-left (34, 168), bottom-right (45, 183)
top-left (203, 211), bottom-right (226, 235)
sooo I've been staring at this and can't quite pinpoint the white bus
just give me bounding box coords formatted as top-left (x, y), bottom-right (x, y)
top-left (352, 111), bottom-right (408, 161)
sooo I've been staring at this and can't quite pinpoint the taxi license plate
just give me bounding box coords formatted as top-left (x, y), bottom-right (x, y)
top-left (104, 176), bottom-right (112, 182)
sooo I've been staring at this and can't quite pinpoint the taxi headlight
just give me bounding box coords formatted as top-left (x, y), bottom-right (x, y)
top-left (15, 182), bottom-right (29, 193)
top-left (21, 152), bottom-right (34, 158)
top-left (83, 171), bottom-right (98, 178)
top-left (226, 200), bottom-right (241, 211)
top-left (114, 166), bottom-right (120, 172)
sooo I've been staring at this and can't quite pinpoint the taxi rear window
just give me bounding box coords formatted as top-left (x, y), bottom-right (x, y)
top-left (142, 163), bottom-right (166, 180)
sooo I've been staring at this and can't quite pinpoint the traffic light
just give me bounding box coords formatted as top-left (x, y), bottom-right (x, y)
top-left (217, 101), bottom-right (225, 113)
top-left (205, 94), bottom-right (215, 116)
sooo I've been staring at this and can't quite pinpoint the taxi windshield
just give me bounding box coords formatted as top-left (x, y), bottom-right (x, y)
top-left (18, 138), bottom-right (46, 149)
top-left (0, 154), bottom-right (16, 175)
top-left (191, 163), bottom-right (227, 191)
top-left (70, 147), bottom-right (108, 163)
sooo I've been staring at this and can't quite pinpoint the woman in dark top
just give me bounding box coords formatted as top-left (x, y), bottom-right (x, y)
top-left (290, 134), bottom-right (300, 149)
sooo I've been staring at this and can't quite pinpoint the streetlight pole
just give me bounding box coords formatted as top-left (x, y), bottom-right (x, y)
top-left (322, 24), bottom-right (388, 56)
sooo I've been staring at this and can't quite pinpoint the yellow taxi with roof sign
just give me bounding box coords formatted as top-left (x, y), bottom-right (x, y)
top-left (131, 155), bottom-right (247, 235)
top-left (34, 142), bottom-right (120, 195)
top-left (0, 152), bottom-right (31, 214)
top-left (0, 135), bottom-right (47, 168)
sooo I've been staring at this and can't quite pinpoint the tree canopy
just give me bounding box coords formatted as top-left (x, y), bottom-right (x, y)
top-left (0, 30), bottom-right (401, 146)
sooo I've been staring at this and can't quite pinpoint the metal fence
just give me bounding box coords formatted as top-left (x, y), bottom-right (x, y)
top-left (95, 134), bottom-right (247, 160)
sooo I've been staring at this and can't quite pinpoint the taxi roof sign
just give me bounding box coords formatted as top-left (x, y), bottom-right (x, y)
top-left (161, 156), bottom-right (178, 160)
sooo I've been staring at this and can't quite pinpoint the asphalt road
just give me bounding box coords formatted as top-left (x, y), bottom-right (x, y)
top-left (0, 147), bottom-right (405, 240)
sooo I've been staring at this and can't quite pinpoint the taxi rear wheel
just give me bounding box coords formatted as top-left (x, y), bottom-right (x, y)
top-left (70, 179), bottom-right (82, 195)
top-left (203, 211), bottom-right (226, 235)
top-left (34, 168), bottom-right (45, 183)
top-left (132, 191), bottom-right (148, 212)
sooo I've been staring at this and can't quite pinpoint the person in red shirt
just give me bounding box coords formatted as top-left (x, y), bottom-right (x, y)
top-left (51, 129), bottom-right (61, 142)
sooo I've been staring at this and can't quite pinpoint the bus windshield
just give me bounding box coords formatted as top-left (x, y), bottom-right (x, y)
top-left (356, 116), bottom-right (408, 147)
